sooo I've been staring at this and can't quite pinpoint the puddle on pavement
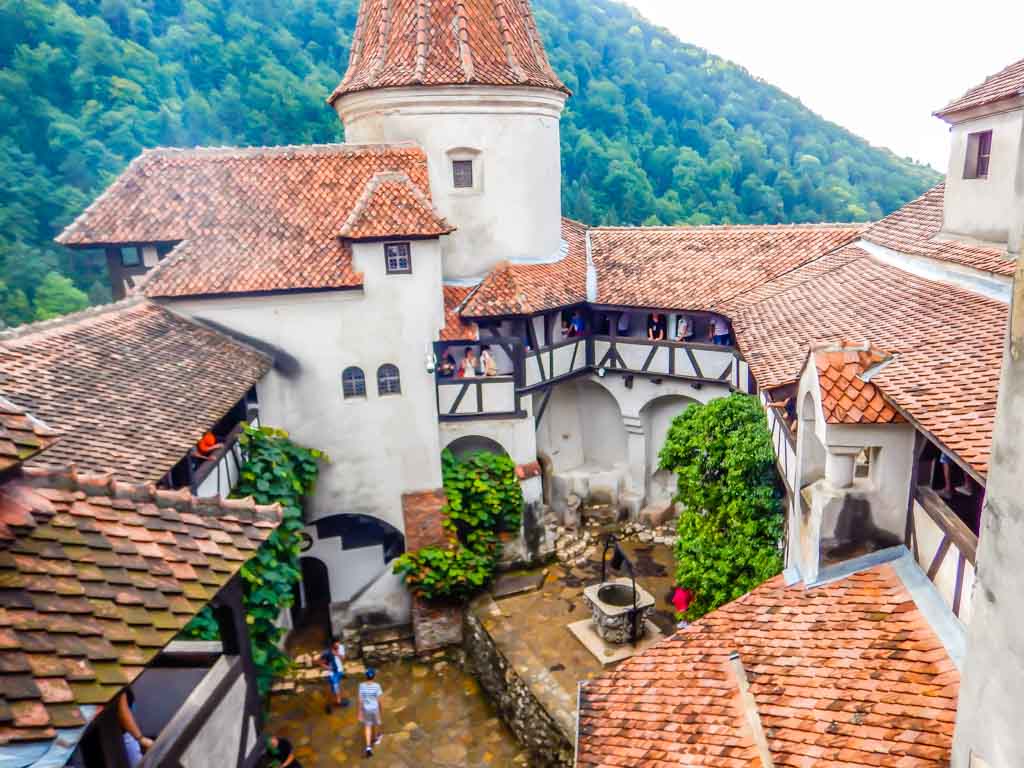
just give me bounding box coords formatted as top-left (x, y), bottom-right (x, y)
top-left (264, 657), bottom-right (527, 767)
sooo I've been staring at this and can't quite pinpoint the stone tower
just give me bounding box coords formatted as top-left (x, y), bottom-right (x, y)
top-left (329, 0), bottom-right (570, 281)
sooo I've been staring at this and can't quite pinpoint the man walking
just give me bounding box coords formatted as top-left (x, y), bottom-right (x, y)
top-left (317, 638), bottom-right (349, 712)
top-left (358, 668), bottom-right (384, 758)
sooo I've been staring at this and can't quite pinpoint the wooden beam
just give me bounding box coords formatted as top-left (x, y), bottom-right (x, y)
top-left (915, 486), bottom-right (978, 565)
top-left (535, 388), bottom-right (553, 429)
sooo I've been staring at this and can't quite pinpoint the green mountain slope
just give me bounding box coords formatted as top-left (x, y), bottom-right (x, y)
top-left (0, 0), bottom-right (940, 325)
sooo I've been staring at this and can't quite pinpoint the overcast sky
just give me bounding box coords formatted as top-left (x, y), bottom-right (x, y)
top-left (623, 0), bottom-right (1024, 171)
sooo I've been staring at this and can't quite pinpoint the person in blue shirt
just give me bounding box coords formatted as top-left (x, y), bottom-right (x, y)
top-left (317, 639), bottom-right (349, 712)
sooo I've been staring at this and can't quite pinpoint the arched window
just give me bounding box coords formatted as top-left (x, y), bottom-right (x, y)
top-left (377, 364), bottom-right (401, 396)
top-left (342, 366), bottom-right (366, 398)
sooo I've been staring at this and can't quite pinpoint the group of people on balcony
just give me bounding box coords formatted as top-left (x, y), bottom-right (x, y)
top-left (438, 345), bottom-right (499, 378)
top-left (640, 312), bottom-right (732, 346)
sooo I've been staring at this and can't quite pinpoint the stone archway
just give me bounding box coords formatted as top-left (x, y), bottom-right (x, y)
top-left (445, 434), bottom-right (509, 459)
top-left (641, 394), bottom-right (698, 506)
top-left (799, 392), bottom-right (826, 488)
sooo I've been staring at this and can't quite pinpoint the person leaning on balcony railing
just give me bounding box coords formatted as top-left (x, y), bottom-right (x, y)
top-left (647, 312), bottom-right (666, 341)
top-left (458, 347), bottom-right (479, 378)
top-left (191, 430), bottom-right (223, 463)
top-left (710, 314), bottom-right (732, 346)
top-left (438, 351), bottom-right (457, 377)
top-left (675, 314), bottom-right (694, 342)
top-left (480, 344), bottom-right (498, 377)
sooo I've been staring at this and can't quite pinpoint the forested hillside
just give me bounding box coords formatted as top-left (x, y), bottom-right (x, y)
top-left (0, 0), bottom-right (940, 325)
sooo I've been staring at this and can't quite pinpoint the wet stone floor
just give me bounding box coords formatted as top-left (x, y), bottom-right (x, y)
top-left (263, 657), bottom-right (528, 767)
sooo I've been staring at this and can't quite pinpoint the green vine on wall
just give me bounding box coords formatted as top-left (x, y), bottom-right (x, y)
top-left (182, 423), bottom-right (325, 696)
top-left (394, 449), bottom-right (522, 602)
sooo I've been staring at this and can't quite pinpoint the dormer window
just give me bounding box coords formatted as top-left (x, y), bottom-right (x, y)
top-left (963, 130), bottom-right (992, 179)
top-left (452, 160), bottom-right (474, 189)
top-left (121, 247), bottom-right (141, 267)
top-left (384, 242), bottom-right (412, 274)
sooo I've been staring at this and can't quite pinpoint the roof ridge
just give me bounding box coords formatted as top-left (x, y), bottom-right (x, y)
top-left (494, 0), bottom-right (528, 83)
top-left (137, 141), bottom-right (424, 159)
top-left (0, 296), bottom-right (147, 342)
top-left (454, 0), bottom-right (475, 81)
top-left (593, 222), bottom-right (867, 233)
top-left (338, 170), bottom-right (454, 239)
top-left (18, 464), bottom-right (281, 523)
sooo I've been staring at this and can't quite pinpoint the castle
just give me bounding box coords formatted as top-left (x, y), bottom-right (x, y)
top-left (0, 0), bottom-right (1022, 765)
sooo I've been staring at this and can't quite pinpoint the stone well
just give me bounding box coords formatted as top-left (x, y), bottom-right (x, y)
top-left (582, 577), bottom-right (656, 644)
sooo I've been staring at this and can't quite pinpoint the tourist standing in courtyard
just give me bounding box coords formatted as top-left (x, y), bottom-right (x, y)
top-left (359, 668), bottom-right (384, 758)
top-left (317, 638), bottom-right (349, 712)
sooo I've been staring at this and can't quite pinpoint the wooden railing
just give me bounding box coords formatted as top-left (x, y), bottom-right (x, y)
top-left (590, 335), bottom-right (752, 393)
top-left (761, 391), bottom-right (798, 493)
top-left (522, 336), bottom-right (589, 390)
top-left (436, 376), bottom-right (523, 421)
top-left (191, 419), bottom-right (254, 498)
top-left (907, 485), bottom-right (978, 621)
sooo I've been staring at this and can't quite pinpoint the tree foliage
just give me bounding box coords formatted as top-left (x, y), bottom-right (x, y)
top-left (1, 0), bottom-right (940, 326)
top-left (183, 423), bottom-right (326, 696)
top-left (394, 449), bottom-right (522, 602)
top-left (658, 393), bottom-right (783, 620)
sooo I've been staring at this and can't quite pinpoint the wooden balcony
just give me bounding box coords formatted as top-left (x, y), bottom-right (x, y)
top-left (190, 420), bottom-right (254, 497)
top-left (761, 391), bottom-right (798, 493)
top-left (590, 335), bottom-right (753, 393)
top-left (436, 376), bottom-right (525, 421)
top-left (907, 485), bottom-right (978, 621)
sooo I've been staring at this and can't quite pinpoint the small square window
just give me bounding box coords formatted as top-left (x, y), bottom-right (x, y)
top-left (385, 242), bottom-right (412, 274)
top-left (964, 130), bottom-right (993, 179)
top-left (120, 247), bottom-right (141, 267)
top-left (452, 159), bottom-right (474, 189)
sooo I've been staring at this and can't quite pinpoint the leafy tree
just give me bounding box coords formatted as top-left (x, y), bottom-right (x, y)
top-left (658, 393), bottom-right (783, 619)
top-left (33, 271), bottom-right (89, 320)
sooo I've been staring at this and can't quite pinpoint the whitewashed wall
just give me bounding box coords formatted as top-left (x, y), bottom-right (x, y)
top-left (337, 86), bottom-right (567, 280)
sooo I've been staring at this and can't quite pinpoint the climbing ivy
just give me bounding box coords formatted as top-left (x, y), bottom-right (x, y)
top-left (658, 393), bottom-right (783, 620)
top-left (394, 449), bottom-right (522, 602)
top-left (183, 423), bottom-right (325, 696)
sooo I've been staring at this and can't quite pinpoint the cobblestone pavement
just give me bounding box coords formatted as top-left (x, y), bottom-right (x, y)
top-left (264, 657), bottom-right (527, 767)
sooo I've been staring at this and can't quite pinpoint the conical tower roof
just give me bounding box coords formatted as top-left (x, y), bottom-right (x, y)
top-left (329, 0), bottom-right (569, 104)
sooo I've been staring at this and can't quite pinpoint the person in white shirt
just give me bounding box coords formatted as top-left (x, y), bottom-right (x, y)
top-left (711, 315), bottom-right (731, 346)
top-left (675, 314), bottom-right (694, 342)
top-left (359, 668), bottom-right (384, 758)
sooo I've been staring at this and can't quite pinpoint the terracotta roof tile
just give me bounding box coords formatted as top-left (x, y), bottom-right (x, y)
top-left (936, 57), bottom-right (1024, 117)
top-left (329, 0), bottom-right (569, 103)
top-left (589, 224), bottom-right (862, 310)
top-left (0, 466), bottom-right (279, 745)
top-left (339, 171), bottom-right (455, 239)
top-left (0, 400), bottom-right (58, 476)
top-left (731, 245), bottom-right (1004, 476)
top-left (56, 144), bottom-right (437, 298)
top-left (440, 285), bottom-right (479, 341)
top-left (0, 300), bottom-right (270, 483)
top-left (460, 217), bottom-right (588, 316)
top-left (811, 341), bottom-right (906, 425)
top-left (862, 183), bottom-right (1014, 276)
top-left (577, 565), bottom-right (958, 768)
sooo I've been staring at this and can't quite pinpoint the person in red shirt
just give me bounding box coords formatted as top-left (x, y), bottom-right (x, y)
top-left (193, 431), bottom-right (223, 461)
top-left (668, 585), bottom-right (693, 629)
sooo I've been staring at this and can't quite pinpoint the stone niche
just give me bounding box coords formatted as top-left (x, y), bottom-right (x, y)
top-left (582, 577), bottom-right (656, 644)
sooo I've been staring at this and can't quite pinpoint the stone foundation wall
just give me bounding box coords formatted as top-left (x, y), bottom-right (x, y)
top-left (413, 597), bottom-right (463, 654)
top-left (463, 609), bottom-right (574, 768)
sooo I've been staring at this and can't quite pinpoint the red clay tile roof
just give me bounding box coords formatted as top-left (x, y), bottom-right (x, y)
top-left (588, 224), bottom-right (862, 310)
top-left (441, 285), bottom-right (479, 341)
top-left (460, 217), bottom-right (589, 317)
top-left (811, 342), bottom-right (905, 424)
top-left (0, 466), bottom-right (279, 744)
top-left (862, 183), bottom-right (1014, 276)
top-left (730, 245), bottom-right (1004, 476)
top-left (339, 171), bottom-right (455, 240)
top-left (0, 398), bottom-right (58, 474)
top-left (329, 0), bottom-right (569, 103)
top-left (936, 57), bottom-right (1024, 118)
top-left (56, 144), bottom-right (437, 298)
top-left (577, 564), bottom-right (959, 768)
top-left (0, 300), bottom-right (270, 483)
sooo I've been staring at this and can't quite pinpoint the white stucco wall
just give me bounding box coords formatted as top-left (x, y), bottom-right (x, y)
top-left (642, 395), bottom-right (698, 505)
top-left (161, 239), bottom-right (446, 537)
top-left (336, 86), bottom-right (567, 280)
top-left (942, 105), bottom-right (1024, 244)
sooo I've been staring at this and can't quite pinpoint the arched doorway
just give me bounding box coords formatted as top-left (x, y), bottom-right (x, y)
top-left (642, 394), bottom-right (698, 506)
top-left (289, 556), bottom-right (331, 649)
top-left (445, 434), bottom-right (508, 459)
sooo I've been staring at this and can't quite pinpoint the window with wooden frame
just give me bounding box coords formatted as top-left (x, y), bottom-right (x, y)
top-left (384, 242), bottom-right (412, 274)
top-left (341, 366), bottom-right (366, 398)
top-left (963, 130), bottom-right (993, 179)
top-left (377, 364), bottom-right (401, 395)
top-left (452, 159), bottom-right (474, 189)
